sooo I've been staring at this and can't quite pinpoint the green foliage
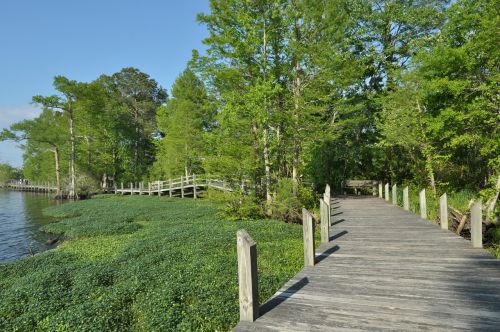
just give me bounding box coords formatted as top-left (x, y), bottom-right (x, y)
top-left (0, 163), bottom-right (20, 184)
top-left (152, 68), bottom-right (213, 179)
top-left (0, 196), bottom-right (304, 331)
top-left (210, 190), bottom-right (266, 221)
top-left (486, 226), bottom-right (500, 258)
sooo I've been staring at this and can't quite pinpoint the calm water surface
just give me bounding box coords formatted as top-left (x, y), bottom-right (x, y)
top-left (0, 189), bottom-right (63, 263)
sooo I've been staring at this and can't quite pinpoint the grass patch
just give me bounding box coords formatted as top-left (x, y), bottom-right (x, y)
top-left (0, 196), bottom-right (306, 331)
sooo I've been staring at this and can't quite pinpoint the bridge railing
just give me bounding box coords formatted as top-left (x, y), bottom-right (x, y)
top-left (235, 184), bottom-right (332, 322)
top-left (377, 181), bottom-right (488, 249)
top-left (4, 180), bottom-right (58, 192)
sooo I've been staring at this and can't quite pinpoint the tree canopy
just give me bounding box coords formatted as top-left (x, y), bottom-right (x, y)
top-left (1, 0), bottom-right (497, 206)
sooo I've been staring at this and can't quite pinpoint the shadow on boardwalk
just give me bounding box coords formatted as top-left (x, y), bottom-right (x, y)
top-left (259, 277), bottom-right (309, 316)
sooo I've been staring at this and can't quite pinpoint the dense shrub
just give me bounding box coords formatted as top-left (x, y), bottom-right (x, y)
top-left (0, 196), bottom-right (305, 331)
top-left (208, 179), bottom-right (318, 223)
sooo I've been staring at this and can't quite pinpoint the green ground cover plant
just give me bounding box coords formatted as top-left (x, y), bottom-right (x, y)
top-left (0, 195), bottom-right (306, 331)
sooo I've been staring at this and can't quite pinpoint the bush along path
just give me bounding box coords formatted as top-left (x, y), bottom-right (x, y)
top-left (0, 195), bottom-right (306, 331)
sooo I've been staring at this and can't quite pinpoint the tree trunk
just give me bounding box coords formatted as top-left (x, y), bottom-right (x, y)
top-left (184, 142), bottom-right (189, 178)
top-left (291, 15), bottom-right (302, 197)
top-left (423, 145), bottom-right (437, 196)
top-left (263, 128), bottom-right (272, 209)
top-left (68, 106), bottom-right (77, 199)
top-left (52, 147), bottom-right (61, 197)
top-left (134, 110), bottom-right (139, 180)
top-left (252, 123), bottom-right (261, 197)
top-left (112, 147), bottom-right (117, 187)
top-left (416, 100), bottom-right (437, 196)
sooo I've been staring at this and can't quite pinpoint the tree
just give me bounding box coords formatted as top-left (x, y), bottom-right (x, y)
top-left (153, 69), bottom-right (213, 178)
top-left (32, 77), bottom-right (84, 199)
top-left (0, 163), bottom-right (20, 184)
top-left (416, 0), bottom-right (499, 189)
top-left (104, 68), bottom-right (167, 180)
top-left (2, 108), bottom-right (68, 197)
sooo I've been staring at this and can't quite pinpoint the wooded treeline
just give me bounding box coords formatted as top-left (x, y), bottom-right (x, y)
top-left (1, 0), bottom-right (498, 206)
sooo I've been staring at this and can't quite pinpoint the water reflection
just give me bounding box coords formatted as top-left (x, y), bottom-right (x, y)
top-left (0, 189), bottom-right (62, 263)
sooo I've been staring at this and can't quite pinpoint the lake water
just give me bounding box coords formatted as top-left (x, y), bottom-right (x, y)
top-left (0, 189), bottom-right (62, 263)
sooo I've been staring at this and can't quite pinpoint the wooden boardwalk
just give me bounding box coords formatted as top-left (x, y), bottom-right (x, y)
top-left (115, 175), bottom-right (231, 197)
top-left (234, 196), bottom-right (500, 331)
top-left (4, 181), bottom-right (57, 193)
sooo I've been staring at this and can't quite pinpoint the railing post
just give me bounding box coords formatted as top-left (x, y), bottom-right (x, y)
top-left (169, 179), bottom-right (172, 197)
top-left (440, 193), bottom-right (448, 230)
top-left (403, 186), bottom-right (409, 211)
top-left (139, 182), bottom-right (143, 195)
top-left (320, 199), bottom-right (330, 244)
top-left (121, 182), bottom-right (124, 195)
top-left (378, 182), bottom-right (383, 198)
top-left (392, 184), bottom-right (397, 205)
top-left (130, 182), bottom-right (133, 195)
top-left (157, 180), bottom-right (161, 197)
top-left (324, 184), bottom-right (331, 203)
top-left (384, 183), bottom-right (390, 202)
top-left (471, 200), bottom-right (482, 248)
top-left (419, 189), bottom-right (427, 219)
top-left (181, 176), bottom-right (185, 198)
top-left (237, 229), bottom-right (259, 322)
top-left (193, 174), bottom-right (197, 199)
top-left (302, 208), bottom-right (315, 267)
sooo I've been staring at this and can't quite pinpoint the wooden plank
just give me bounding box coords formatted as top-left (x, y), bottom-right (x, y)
top-left (471, 200), bottom-right (482, 248)
top-left (419, 189), bottom-right (427, 219)
top-left (440, 193), bottom-right (448, 230)
top-left (233, 197), bottom-right (500, 331)
top-left (320, 199), bottom-right (329, 244)
top-left (403, 186), bottom-right (409, 211)
top-left (193, 174), bottom-right (197, 199)
top-left (392, 184), bottom-right (397, 205)
top-left (181, 176), bottom-right (184, 198)
top-left (237, 229), bottom-right (259, 322)
top-left (302, 209), bottom-right (315, 267)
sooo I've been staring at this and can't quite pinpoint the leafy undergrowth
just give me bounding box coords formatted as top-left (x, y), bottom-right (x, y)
top-left (0, 195), bottom-right (305, 331)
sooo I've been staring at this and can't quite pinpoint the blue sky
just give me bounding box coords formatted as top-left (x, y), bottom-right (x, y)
top-left (0, 0), bottom-right (210, 167)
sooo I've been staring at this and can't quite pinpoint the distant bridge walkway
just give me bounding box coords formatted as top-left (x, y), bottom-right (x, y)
top-left (115, 175), bottom-right (233, 198)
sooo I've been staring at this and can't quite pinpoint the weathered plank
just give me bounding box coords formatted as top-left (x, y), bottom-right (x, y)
top-left (471, 200), bottom-right (483, 248)
top-left (403, 186), bottom-right (409, 211)
top-left (233, 197), bottom-right (499, 332)
top-left (419, 189), bottom-right (427, 219)
top-left (392, 184), bottom-right (397, 205)
top-left (320, 199), bottom-right (330, 244)
top-left (440, 193), bottom-right (448, 230)
top-left (237, 229), bottom-right (259, 322)
top-left (302, 208), bottom-right (315, 267)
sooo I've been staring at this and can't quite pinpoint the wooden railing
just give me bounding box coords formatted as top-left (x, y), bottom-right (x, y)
top-left (236, 185), bottom-right (331, 322)
top-left (377, 181), bottom-right (487, 249)
top-left (113, 174), bottom-right (240, 198)
top-left (3, 180), bottom-right (58, 193)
